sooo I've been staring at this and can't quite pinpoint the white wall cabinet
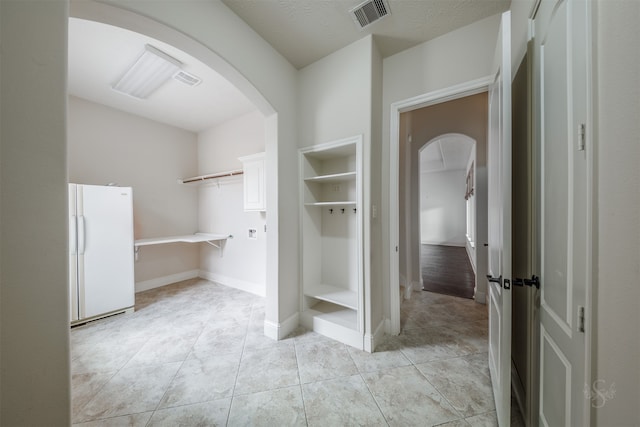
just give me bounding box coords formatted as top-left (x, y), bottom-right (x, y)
top-left (239, 152), bottom-right (266, 211)
top-left (299, 135), bottom-right (364, 349)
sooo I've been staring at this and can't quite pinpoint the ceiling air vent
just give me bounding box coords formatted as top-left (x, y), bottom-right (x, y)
top-left (350, 0), bottom-right (391, 30)
top-left (173, 70), bottom-right (202, 87)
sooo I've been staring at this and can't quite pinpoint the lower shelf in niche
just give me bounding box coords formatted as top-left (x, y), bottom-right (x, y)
top-left (300, 301), bottom-right (363, 350)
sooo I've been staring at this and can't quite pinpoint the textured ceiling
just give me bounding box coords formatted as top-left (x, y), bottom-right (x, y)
top-left (68, 18), bottom-right (256, 133)
top-left (421, 135), bottom-right (474, 173)
top-left (222, 0), bottom-right (511, 69)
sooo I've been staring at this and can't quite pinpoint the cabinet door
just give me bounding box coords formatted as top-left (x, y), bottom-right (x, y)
top-left (242, 155), bottom-right (265, 211)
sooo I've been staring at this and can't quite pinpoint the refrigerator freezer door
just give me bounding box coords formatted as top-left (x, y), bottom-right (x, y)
top-left (78, 185), bottom-right (135, 319)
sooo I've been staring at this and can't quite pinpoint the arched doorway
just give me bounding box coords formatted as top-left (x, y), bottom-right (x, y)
top-left (68, 0), bottom-right (280, 322)
top-left (418, 134), bottom-right (477, 299)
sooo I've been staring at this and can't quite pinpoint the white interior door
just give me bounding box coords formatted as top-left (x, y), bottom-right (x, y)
top-left (487, 11), bottom-right (512, 427)
top-left (533, 0), bottom-right (590, 425)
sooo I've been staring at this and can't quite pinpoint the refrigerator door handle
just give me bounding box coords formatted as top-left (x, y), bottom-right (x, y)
top-left (70, 215), bottom-right (77, 255)
top-left (78, 215), bottom-right (86, 255)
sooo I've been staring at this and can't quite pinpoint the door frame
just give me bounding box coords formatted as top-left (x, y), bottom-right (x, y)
top-left (388, 76), bottom-right (493, 335)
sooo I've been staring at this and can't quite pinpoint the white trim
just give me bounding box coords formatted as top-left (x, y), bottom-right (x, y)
top-left (135, 269), bottom-right (199, 293)
top-left (393, 76), bottom-right (494, 113)
top-left (364, 319), bottom-right (386, 353)
top-left (475, 290), bottom-right (486, 304)
top-left (198, 270), bottom-right (265, 297)
top-left (539, 325), bottom-right (573, 427)
top-left (389, 76), bottom-right (494, 336)
top-left (264, 312), bottom-right (299, 341)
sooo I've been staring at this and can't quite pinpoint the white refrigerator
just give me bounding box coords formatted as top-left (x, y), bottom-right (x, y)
top-left (69, 184), bottom-right (135, 324)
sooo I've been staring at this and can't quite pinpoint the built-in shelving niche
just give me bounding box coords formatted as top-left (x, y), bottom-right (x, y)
top-left (299, 135), bottom-right (364, 350)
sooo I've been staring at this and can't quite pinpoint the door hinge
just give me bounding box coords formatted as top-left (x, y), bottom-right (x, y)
top-left (578, 306), bottom-right (585, 333)
top-left (578, 124), bottom-right (586, 151)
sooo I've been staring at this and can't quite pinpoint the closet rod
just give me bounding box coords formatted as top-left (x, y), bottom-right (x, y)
top-left (181, 169), bottom-right (244, 184)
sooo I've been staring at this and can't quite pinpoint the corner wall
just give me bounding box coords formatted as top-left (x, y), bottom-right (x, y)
top-left (198, 111), bottom-right (266, 296)
top-left (0, 1), bottom-right (70, 424)
top-left (593, 0), bottom-right (640, 424)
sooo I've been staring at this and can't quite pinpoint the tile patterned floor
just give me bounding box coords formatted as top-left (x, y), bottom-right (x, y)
top-left (71, 279), bottom-right (521, 426)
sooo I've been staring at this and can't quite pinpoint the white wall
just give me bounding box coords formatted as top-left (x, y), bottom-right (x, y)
top-left (0, 1), bottom-right (70, 424)
top-left (594, 1), bottom-right (640, 424)
top-left (420, 169), bottom-right (467, 246)
top-left (298, 36), bottom-right (372, 147)
top-left (67, 96), bottom-right (200, 290)
top-left (198, 111), bottom-right (266, 296)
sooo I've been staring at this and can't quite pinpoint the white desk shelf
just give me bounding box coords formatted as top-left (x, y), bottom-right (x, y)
top-left (134, 233), bottom-right (231, 259)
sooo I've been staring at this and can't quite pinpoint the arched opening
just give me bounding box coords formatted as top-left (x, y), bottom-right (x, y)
top-left (418, 134), bottom-right (477, 299)
top-left (67, 4), bottom-right (282, 422)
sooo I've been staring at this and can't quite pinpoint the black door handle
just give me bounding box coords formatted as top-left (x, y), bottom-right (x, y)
top-left (513, 275), bottom-right (540, 289)
top-left (486, 275), bottom-right (502, 285)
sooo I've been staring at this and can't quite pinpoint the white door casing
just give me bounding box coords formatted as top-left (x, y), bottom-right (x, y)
top-left (487, 11), bottom-right (512, 427)
top-left (532, 0), bottom-right (591, 425)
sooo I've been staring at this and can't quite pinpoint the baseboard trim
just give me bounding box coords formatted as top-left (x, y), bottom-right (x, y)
top-left (264, 312), bottom-right (299, 341)
top-left (475, 290), bottom-right (486, 304)
top-left (364, 319), bottom-right (386, 353)
top-left (135, 269), bottom-right (199, 293)
top-left (198, 270), bottom-right (265, 297)
top-left (404, 281), bottom-right (413, 299)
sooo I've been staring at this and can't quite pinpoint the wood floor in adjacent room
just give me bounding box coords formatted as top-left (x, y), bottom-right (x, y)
top-left (421, 244), bottom-right (476, 299)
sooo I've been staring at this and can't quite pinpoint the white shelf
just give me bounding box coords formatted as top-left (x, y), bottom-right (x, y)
top-left (305, 284), bottom-right (358, 310)
top-left (302, 301), bottom-right (358, 331)
top-left (304, 171), bottom-right (356, 183)
top-left (133, 233), bottom-right (230, 259)
top-left (304, 201), bottom-right (356, 207)
top-left (134, 232), bottom-right (229, 246)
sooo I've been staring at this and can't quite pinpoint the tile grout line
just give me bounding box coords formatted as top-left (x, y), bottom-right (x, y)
top-left (292, 338), bottom-right (310, 426)
top-left (225, 300), bottom-right (257, 426)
